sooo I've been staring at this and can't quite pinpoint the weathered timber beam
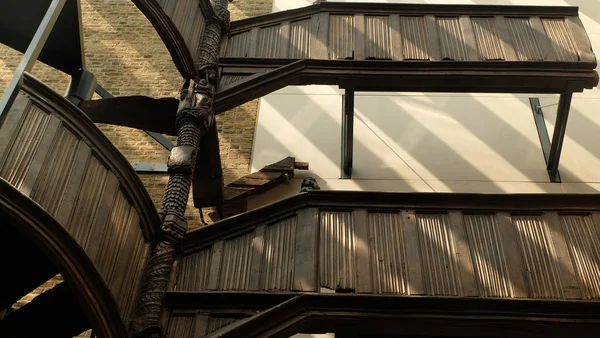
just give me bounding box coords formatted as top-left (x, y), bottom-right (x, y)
top-left (193, 121), bottom-right (224, 209)
top-left (80, 96), bottom-right (179, 136)
top-left (0, 283), bottom-right (89, 337)
top-left (215, 59), bottom-right (599, 114)
top-left (341, 89), bottom-right (354, 179)
top-left (530, 98), bottom-right (561, 182)
top-left (0, 224), bottom-right (58, 312)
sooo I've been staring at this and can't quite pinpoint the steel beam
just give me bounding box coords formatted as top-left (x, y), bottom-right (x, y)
top-left (547, 93), bottom-right (573, 183)
top-left (529, 98), bottom-right (561, 183)
top-left (0, 0), bottom-right (67, 125)
top-left (341, 88), bottom-right (355, 179)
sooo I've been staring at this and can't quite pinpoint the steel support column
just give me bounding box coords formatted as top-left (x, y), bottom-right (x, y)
top-left (341, 88), bottom-right (355, 179)
top-left (0, 0), bottom-right (67, 124)
top-left (547, 93), bottom-right (573, 183)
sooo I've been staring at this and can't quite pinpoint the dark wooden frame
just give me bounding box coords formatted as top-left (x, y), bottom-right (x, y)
top-left (0, 179), bottom-right (128, 337)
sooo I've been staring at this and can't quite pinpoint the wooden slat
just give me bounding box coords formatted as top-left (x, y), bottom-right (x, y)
top-left (293, 208), bottom-right (318, 291)
top-left (248, 225), bottom-right (265, 291)
top-left (495, 16), bottom-right (518, 61)
top-left (354, 14), bottom-right (366, 60)
top-left (84, 172), bottom-right (120, 262)
top-left (19, 116), bottom-right (60, 196)
top-left (530, 16), bottom-right (557, 61)
top-left (544, 212), bottom-right (582, 299)
top-left (459, 16), bottom-right (479, 61)
top-left (0, 93), bottom-right (29, 161)
top-left (207, 240), bottom-right (224, 290)
top-left (310, 12), bottom-right (329, 59)
top-left (248, 27), bottom-right (260, 58)
top-left (496, 212), bottom-right (528, 298)
top-left (449, 212), bottom-right (478, 296)
top-left (389, 14), bottom-right (402, 61)
top-left (425, 15), bottom-right (441, 61)
top-left (565, 16), bottom-right (596, 63)
top-left (279, 21), bottom-right (290, 58)
top-left (53, 141), bottom-right (91, 226)
top-left (402, 211), bottom-right (424, 295)
top-left (353, 209), bottom-right (371, 293)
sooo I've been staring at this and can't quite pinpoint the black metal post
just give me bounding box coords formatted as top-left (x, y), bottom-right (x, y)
top-left (547, 93), bottom-right (573, 182)
top-left (341, 88), bottom-right (355, 179)
top-left (529, 98), bottom-right (561, 182)
top-left (0, 0), bottom-right (67, 125)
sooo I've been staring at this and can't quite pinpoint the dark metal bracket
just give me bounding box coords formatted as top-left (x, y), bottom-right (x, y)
top-left (341, 88), bottom-right (355, 179)
top-left (94, 83), bottom-right (174, 173)
top-left (529, 94), bottom-right (573, 183)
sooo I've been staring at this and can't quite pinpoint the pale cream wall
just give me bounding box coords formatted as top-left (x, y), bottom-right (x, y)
top-left (251, 0), bottom-right (600, 208)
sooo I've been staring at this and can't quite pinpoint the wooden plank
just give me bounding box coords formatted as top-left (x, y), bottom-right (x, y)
top-left (279, 21), bottom-right (291, 58)
top-left (565, 16), bottom-right (596, 63)
top-left (495, 16), bottom-right (518, 61)
top-left (54, 141), bottom-right (91, 226)
top-left (389, 14), bottom-right (402, 61)
top-left (311, 12), bottom-right (329, 59)
top-left (354, 14), bottom-right (366, 60)
top-left (353, 209), bottom-right (371, 293)
top-left (402, 211), bottom-right (424, 295)
top-left (544, 212), bottom-right (582, 299)
top-left (248, 27), bottom-right (260, 57)
top-left (207, 240), bottom-right (224, 290)
top-left (248, 225), bottom-right (265, 291)
top-left (449, 212), bottom-right (478, 296)
top-left (0, 93), bottom-right (29, 161)
top-left (84, 172), bottom-right (119, 262)
top-left (425, 15), bottom-right (441, 61)
top-left (20, 117), bottom-right (60, 196)
top-left (193, 315), bottom-right (209, 337)
top-left (293, 208), bottom-right (318, 291)
top-left (496, 212), bottom-right (528, 298)
top-left (459, 16), bottom-right (479, 61)
top-left (530, 16), bottom-right (556, 61)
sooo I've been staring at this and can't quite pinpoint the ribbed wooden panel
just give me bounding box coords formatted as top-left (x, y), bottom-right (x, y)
top-left (289, 19), bottom-right (311, 58)
top-left (319, 211), bottom-right (356, 290)
top-left (218, 233), bottom-right (253, 290)
top-left (464, 215), bottom-right (512, 297)
top-left (513, 215), bottom-right (563, 298)
top-left (436, 17), bottom-right (467, 61)
top-left (220, 74), bottom-right (248, 87)
top-left (365, 16), bottom-right (392, 59)
top-left (0, 102), bottom-right (51, 189)
top-left (157, 0), bottom-right (205, 60)
top-left (178, 249), bottom-right (211, 291)
top-left (95, 192), bottom-right (135, 282)
top-left (261, 217), bottom-right (297, 290)
top-left (329, 15), bottom-right (355, 59)
top-left (471, 17), bottom-right (504, 60)
top-left (119, 234), bottom-right (149, 323)
top-left (258, 25), bottom-right (281, 58)
top-left (560, 215), bottom-right (600, 299)
top-left (368, 213), bottom-right (406, 294)
top-left (506, 17), bottom-right (544, 60)
top-left (226, 31), bottom-right (251, 57)
top-left (66, 157), bottom-right (109, 246)
top-left (30, 126), bottom-right (79, 216)
top-left (400, 16), bottom-right (429, 60)
top-left (542, 18), bottom-right (578, 62)
top-left (207, 317), bottom-right (239, 334)
top-left (416, 214), bottom-right (461, 296)
top-left (166, 315), bottom-right (195, 338)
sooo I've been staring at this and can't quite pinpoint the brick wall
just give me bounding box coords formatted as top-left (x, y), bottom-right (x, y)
top-left (0, 0), bottom-right (272, 324)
